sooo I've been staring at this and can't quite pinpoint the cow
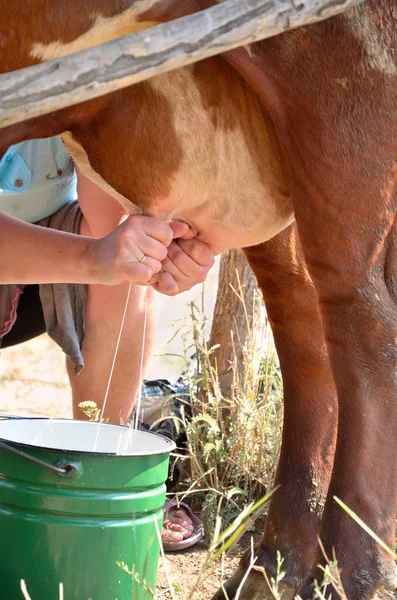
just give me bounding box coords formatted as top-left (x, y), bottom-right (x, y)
top-left (0, 2), bottom-right (396, 599)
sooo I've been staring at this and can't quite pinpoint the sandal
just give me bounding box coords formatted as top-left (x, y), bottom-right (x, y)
top-left (162, 499), bottom-right (204, 552)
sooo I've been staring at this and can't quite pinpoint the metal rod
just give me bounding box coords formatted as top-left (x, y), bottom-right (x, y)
top-left (0, 440), bottom-right (72, 475)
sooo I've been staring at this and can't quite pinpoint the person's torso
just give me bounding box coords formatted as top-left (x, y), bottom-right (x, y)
top-left (0, 137), bottom-right (77, 223)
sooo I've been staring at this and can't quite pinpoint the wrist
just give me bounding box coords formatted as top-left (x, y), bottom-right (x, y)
top-left (81, 238), bottom-right (103, 284)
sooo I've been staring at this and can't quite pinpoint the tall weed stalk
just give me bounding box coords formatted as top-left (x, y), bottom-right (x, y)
top-left (171, 286), bottom-right (283, 536)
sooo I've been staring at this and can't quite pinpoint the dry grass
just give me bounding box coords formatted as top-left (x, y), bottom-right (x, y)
top-left (167, 295), bottom-right (283, 537)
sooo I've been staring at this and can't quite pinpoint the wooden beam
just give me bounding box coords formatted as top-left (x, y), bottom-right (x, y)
top-left (0, 0), bottom-right (363, 128)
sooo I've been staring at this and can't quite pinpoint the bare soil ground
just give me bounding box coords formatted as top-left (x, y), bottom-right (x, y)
top-left (157, 541), bottom-right (240, 600)
top-left (157, 519), bottom-right (266, 600)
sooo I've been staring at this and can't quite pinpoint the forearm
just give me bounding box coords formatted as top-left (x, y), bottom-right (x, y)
top-left (0, 211), bottom-right (93, 284)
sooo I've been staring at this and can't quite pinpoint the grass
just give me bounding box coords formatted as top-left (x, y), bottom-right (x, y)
top-left (161, 288), bottom-right (283, 538)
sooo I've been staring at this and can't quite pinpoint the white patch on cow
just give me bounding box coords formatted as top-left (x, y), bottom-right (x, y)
top-left (61, 131), bottom-right (139, 215)
top-left (146, 67), bottom-right (294, 252)
top-left (30, 5), bottom-right (159, 61)
top-left (344, 7), bottom-right (396, 76)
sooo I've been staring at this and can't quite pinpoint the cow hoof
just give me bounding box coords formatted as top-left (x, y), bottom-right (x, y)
top-left (211, 565), bottom-right (295, 600)
top-left (377, 563), bottom-right (397, 599)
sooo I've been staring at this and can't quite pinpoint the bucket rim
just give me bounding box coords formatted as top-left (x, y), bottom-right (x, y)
top-left (0, 417), bottom-right (176, 456)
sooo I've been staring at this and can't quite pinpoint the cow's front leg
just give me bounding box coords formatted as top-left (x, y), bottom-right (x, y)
top-left (212, 224), bottom-right (338, 600)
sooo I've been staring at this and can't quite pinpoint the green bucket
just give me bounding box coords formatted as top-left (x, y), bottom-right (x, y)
top-left (0, 417), bottom-right (175, 600)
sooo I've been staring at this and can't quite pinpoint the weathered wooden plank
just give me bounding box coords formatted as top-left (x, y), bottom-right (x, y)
top-left (0, 0), bottom-right (363, 129)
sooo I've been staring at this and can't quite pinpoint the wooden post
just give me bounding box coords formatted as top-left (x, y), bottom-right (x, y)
top-left (208, 250), bottom-right (259, 399)
top-left (0, 0), bottom-right (363, 128)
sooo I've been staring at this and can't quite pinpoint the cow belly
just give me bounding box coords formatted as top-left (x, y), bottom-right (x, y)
top-left (66, 58), bottom-right (293, 253)
top-left (142, 62), bottom-right (294, 252)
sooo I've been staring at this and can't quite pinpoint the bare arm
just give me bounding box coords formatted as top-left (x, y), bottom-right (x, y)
top-left (0, 211), bottom-right (184, 286)
top-left (0, 211), bottom-right (95, 284)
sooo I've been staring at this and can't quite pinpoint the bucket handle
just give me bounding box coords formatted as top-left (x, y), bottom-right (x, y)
top-left (0, 441), bottom-right (78, 476)
top-left (0, 414), bottom-right (26, 420)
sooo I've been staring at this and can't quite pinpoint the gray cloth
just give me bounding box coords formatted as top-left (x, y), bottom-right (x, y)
top-left (0, 201), bottom-right (86, 373)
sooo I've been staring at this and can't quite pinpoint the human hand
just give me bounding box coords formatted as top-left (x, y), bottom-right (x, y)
top-left (87, 215), bottom-right (189, 286)
top-left (151, 236), bottom-right (215, 296)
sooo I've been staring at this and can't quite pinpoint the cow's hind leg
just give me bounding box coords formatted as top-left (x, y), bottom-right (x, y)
top-left (295, 199), bottom-right (397, 600)
top-left (281, 102), bottom-right (397, 600)
top-left (239, 7), bottom-right (397, 597)
top-left (294, 192), bottom-right (397, 600)
top-left (212, 224), bottom-right (338, 600)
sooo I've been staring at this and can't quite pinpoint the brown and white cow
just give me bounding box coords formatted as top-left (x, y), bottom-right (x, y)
top-left (0, 2), bottom-right (396, 599)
